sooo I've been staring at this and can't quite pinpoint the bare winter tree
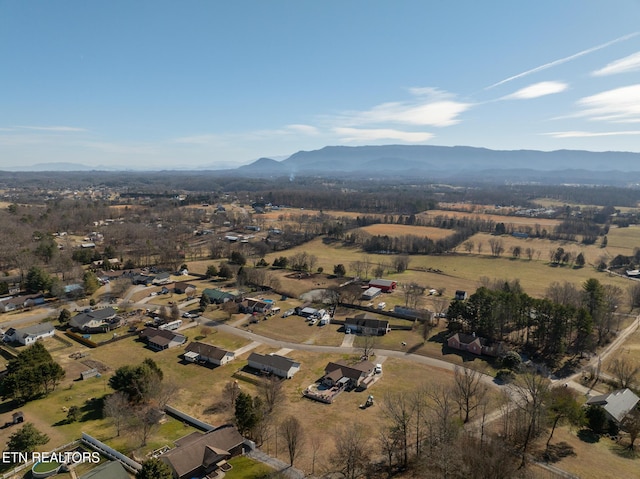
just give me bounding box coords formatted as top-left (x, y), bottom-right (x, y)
top-left (309, 434), bottom-right (322, 476)
top-left (611, 357), bottom-right (640, 389)
top-left (279, 416), bottom-right (305, 467)
top-left (381, 391), bottom-right (415, 469)
top-left (260, 375), bottom-right (285, 415)
top-left (355, 333), bottom-right (377, 360)
top-left (510, 371), bottom-right (551, 468)
top-left (332, 422), bottom-right (371, 479)
top-left (223, 380), bottom-right (241, 409)
top-left (103, 391), bottom-right (129, 437)
top-left (453, 366), bottom-right (489, 423)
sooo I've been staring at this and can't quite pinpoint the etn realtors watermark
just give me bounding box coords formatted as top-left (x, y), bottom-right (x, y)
top-left (2, 450), bottom-right (101, 464)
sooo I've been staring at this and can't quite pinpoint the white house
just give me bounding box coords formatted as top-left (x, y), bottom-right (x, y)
top-left (4, 323), bottom-right (55, 346)
top-left (247, 353), bottom-right (300, 379)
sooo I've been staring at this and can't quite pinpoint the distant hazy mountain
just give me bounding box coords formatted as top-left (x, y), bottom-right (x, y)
top-left (1, 162), bottom-right (99, 172)
top-left (230, 145), bottom-right (640, 182)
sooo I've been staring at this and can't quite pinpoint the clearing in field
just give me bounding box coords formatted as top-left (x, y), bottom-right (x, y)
top-left (418, 209), bottom-right (562, 228)
top-left (358, 223), bottom-right (454, 240)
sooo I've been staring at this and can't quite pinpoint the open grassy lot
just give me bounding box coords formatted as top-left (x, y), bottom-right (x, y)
top-left (602, 323), bottom-right (640, 376)
top-left (418, 209), bottom-right (562, 228)
top-left (236, 313), bottom-right (345, 346)
top-left (358, 223), bottom-right (454, 240)
top-left (549, 425), bottom-right (640, 479)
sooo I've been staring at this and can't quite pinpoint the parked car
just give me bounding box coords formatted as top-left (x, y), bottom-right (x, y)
top-left (282, 309), bottom-right (295, 318)
top-left (375, 364), bottom-right (383, 374)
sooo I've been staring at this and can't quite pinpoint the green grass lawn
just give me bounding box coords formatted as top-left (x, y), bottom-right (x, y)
top-left (225, 455), bottom-right (274, 478)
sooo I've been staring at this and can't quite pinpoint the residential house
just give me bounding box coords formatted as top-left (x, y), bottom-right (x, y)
top-left (0, 294), bottom-right (45, 313)
top-left (344, 313), bottom-right (391, 336)
top-left (368, 278), bottom-right (397, 292)
top-left (447, 332), bottom-right (505, 357)
top-left (247, 352), bottom-right (300, 379)
top-left (4, 322), bottom-right (55, 346)
top-left (184, 342), bottom-right (235, 366)
top-left (202, 288), bottom-right (236, 304)
top-left (586, 388), bottom-right (640, 425)
top-left (239, 298), bottom-right (273, 314)
top-left (152, 272), bottom-right (172, 285)
top-left (69, 307), bottom-right (120, 333)
top-left (322, 360), bottom-right (376, 389)
top-left (139, 327), bottom-right (187, 351)
top-left (174, 282), bottom-right (196, 295)
top-left (160, 424), bottom-right (246, 479)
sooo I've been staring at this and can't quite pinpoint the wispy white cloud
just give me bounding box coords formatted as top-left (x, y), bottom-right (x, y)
top-left (502, 81), bottom-right (568, 100)
top-left (339, 88), bottom-right (472, 127)
top-left (174, 124), bottom-right (321, 145)
top-left (592, 51), bottom-right (640, 76)
top-left (333, 127), bottom-right (433, 143)
top-left (545, 130), bottom-right (640, 138)
top-left (15, 125), bottom-right (87, 132)
top-left (486, 31), bottom-right (640, 89)
top-left (285, 124), bottom-right (319, 135)
top-left (574, 84), bottom-right (640, 123)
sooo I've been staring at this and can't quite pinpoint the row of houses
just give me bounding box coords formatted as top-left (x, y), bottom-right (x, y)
top-left (0, 293), bottom-right (45, 313)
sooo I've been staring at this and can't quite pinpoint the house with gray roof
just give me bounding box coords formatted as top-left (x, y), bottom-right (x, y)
top-left (586, 388), bottom-right (640, 425)
top-left (247, 352), bottom-right (300, 379)
top-left (4, 322), bottom-right (55, 346)
top-left (69, 307), bottom-right (120, 332)
top-left (184, 341), bottom-right (235, 366)
top-left (344, 313), bottom-right (390, 336)
top-left (139, 327), bottom-right (186, 351)
top-left (322, 360), bottom-right (376, 389)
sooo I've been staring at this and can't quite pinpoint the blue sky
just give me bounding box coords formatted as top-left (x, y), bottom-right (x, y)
top-left (2, 1), bottom-right (640, 170)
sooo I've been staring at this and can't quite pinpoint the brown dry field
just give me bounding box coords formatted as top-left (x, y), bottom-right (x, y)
top-left (549, 425), bottom-right (640, 479)
top-left (358, 223), bottom-right (454, 240)
top-left (418, 209), bottom-right (562, 227)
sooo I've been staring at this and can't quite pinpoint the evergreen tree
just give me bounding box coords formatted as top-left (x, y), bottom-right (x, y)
top-left (136, 458), bottom-right (173, 479)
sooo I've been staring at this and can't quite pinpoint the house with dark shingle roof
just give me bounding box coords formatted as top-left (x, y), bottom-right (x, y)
top-left (322, 360), bottom-right (375, 389)
top-left (239, 298), bottom-right (273, 314)
top-left (160, 424), bottom-right (246, 479)
top-left (586, 388), bottom-right (640, 425)
top-left (344, 313), bottom-right (390, 336)
top-left (69, 307), bottom-right (120, 332)
top-left (184, 341), bottom-right (234, 366)
top-left (202, 288), bottom-right (237, 304)
top-left (139, 327), bottom-right (186, 351)
top-left (247, 352), bottom-right (300, 379)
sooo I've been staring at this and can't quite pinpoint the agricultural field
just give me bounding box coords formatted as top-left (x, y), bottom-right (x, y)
top-left (257, 236), bottom-right (634, 300)
top-left (358, 223), bottom-right (454, 240)
top-left (418, 209), bottom-right (563, 228)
